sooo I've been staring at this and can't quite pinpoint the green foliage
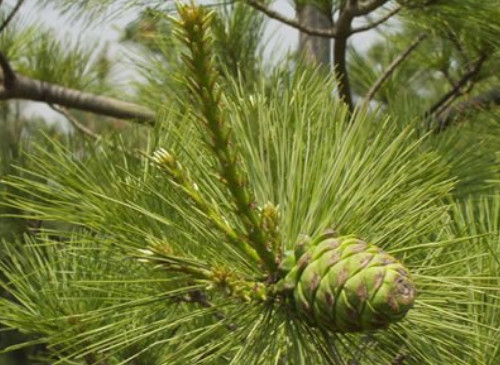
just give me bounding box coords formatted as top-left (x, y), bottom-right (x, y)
top-left (20, 34), bottom-right (111, 91)
top-left (0, 20), bottom-right (112, 92)
top-left (402, 0), bottom-right (500, 49)
top-left (0, 102), bottom-right (62, 241)
top-left (122, 3), bottom-right (266, 110)
top-left (1, 1), bottom-right (500, 365)
top-left (0, 105), bottom-right (68, 365)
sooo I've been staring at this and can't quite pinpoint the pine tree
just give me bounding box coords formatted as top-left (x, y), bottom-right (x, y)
top-left (1, 1), bottom-right (500, 364)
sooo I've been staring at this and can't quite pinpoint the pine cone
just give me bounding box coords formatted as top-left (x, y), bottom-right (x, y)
top-left (276, 233), bottom-right (416, 333)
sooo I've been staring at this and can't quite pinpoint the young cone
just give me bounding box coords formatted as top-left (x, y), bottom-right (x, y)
top-left (277, 232), bottom-right (416, 332)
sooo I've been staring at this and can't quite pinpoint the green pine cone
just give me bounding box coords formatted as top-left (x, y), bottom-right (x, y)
top-left (276, 233), bottom-right (416, 333)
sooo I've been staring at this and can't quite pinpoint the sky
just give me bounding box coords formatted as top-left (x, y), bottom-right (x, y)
top-left (9, 0), bottom-right (385, 126)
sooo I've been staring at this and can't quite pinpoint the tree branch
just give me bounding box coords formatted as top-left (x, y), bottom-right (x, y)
top-left (350, 5), bottom-right (402, 34)
top-left (244, 0), bottom-right (338, 38)
top-left (363, 34), bottom-right (426, 104)
top-left (333, 0), bottom-right (358, 111)
top-left (245, 0), bottom-right (393, 38)
top-left (252, 0), bottom-right (391, 110)
top-left (50, 104), bottom-right (148, 160)
top-left (426, 54), bottom-right (487, 117)
top-left (446, 30), bottom-right (470, 66)
top-left (49, 104), bottom-right (101, 140)
top-left (436, 87), bottom-right (500, 131)
top-left (439, 67), bottom-right (457, 89)
top-left (435, 76), bottom-right (477, 119)
top-left (0, 0), bottom-right (24, 34)
top-left (0, 51), bottom-right (156, 125)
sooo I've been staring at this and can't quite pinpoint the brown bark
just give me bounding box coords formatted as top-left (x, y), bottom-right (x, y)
top-left (333, 5), bottom-right (355, 111)
top-left (0, 52), bottom-right (156, 125)
top-left (437, 87), bottom-right (500, 131)
top-left (0, 73), bottom-right (156, 125)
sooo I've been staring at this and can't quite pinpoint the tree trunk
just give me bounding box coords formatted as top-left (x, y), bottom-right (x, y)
top-left (296, 3), bottom-right (333, 67)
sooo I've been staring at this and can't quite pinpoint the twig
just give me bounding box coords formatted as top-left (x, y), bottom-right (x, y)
top-left (350, 5), bottom-right (402, 34)
top-left (0, 0), bottom-right (24, 34)
top-left (245, 0), bottom-right (393, 38)
top-left (262, 0), bottom-right (389, 110)
top-left (434, 78), bottom-right (477, 119)
top-left (446, 30), bottom-right (470, 66)
top-left (436, 87), bottom-right (500, 131)
top-left (244, 0), bottom-right (338, 38)
top-left (363, 34), bottom-right (426, 104)
top-left (151, 148), bottom-right (261, 264)
top-left (426, 54), bottom-right (487, 117)
top-left (49, 104), bottom-right (101, 140)
top-left (0, 1), bottom-right (158, 127)
top-left (440, 67), bottom-right (457, 89)
top-left (50, 103), bottom-right (148, 160)
top-left (180, 290), bottom-right (237, 332)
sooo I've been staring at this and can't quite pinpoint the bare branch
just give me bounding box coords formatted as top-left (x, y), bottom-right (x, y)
top-left (446, 31), bottom-right (470, 65)
top-left (434, 78), bottom-right (477, 119)
top-left (244, 0), bottom-right (394, 40)
top-left (0, 52), bottom-right (156, 125)
top-left (245, 0), bottom-right (338, 38)
top-left (427, 54), bottom-right (487, 117)
top-left (363, 34), bottom-right (426, 104)
top-left (257, 0), bottom-right (391, 111)
top-left (49, 104), bottom-right (101, 140)
top-left (439, 67), bottom-right (457, 89)
top-left (436, 87), bottom-right (500, 131)
top-left (50, 104), bottom-right (148, 160)
top-left (351, 5), bottom-right (402, 34)
top-left (0, 0), bottom-right (24, 34)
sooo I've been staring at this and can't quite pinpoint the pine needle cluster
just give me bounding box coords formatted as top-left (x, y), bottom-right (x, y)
top-left (0, 2), bottom-right (499, 365)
